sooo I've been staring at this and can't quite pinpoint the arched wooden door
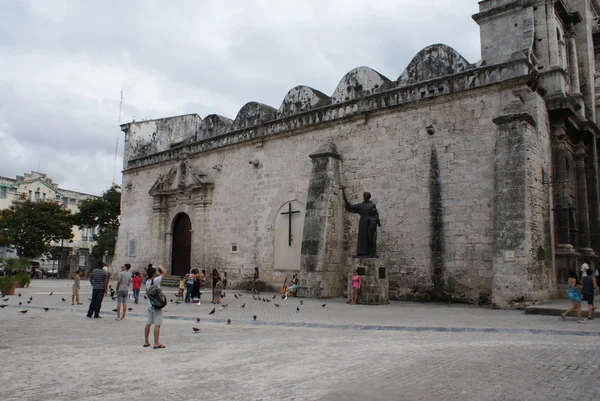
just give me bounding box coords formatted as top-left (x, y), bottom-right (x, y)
top-left (171, 213), bottom-right (191, 276)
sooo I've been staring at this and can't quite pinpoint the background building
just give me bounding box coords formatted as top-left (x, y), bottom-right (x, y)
top-left (0, 171), bottom-right (99, 276)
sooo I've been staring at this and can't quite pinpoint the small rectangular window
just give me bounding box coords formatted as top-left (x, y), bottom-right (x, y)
top-left (128, 239), bottom-right (137, 257)
top-left (231, 244), bottom-right (238, 253)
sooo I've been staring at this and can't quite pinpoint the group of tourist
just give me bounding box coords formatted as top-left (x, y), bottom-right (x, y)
top-left (561, 260), bottom-right (600, 323)
top-left (180, 268), bottom-right (228, 305)
top-left (83, 261), bottom-right (167, 348)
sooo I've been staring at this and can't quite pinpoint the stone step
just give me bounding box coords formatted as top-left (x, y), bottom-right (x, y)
top-left (160, 275), bottom-right (180, 287)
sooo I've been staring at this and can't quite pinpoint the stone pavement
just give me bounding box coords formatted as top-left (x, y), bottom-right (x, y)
top-left (1, 280), bottom-right (600, 401)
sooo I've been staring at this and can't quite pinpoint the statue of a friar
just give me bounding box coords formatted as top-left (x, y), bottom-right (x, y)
top-left (342, 188), bottom-right (381, 257)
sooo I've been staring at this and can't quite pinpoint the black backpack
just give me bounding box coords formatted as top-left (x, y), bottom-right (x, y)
top-left (147, 278), bottom-right (167, 309)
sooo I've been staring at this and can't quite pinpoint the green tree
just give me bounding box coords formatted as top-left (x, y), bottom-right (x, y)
top-left (74, 184), bottom-right (121, 260)
top-left (0, 201), bottom-right (74, 258)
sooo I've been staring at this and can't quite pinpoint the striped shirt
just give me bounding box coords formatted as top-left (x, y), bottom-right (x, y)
top-left (91, 268), bottom-right (108, 290)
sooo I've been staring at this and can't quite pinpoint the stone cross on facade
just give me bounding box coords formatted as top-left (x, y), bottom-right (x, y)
top-left (281, 202), bottom-right (300, 246)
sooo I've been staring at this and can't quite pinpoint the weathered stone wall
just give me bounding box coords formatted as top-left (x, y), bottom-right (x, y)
top-left (122, 114), bottom-right (201, 165)
top-left (115, 83), bottom-right (534, 302)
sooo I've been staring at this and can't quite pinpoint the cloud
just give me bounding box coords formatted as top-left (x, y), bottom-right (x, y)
top-left (0, 0), bottom-right (481, 195)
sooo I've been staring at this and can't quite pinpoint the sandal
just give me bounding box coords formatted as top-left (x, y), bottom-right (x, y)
top-left (577, 320), bottom-right (585, 324)
top-left (560, 314), bottom-right (566, 321)
top-left (153, 344), bottom-right (166, 349)
top-left (143, 344), bottom-right (151, 347)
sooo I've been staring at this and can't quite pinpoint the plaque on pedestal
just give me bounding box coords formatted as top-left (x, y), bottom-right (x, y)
top-left (348, 258), bottom-right (389, 305)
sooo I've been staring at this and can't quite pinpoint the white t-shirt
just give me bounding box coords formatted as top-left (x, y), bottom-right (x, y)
top-left (146, 276), bottom-right (162, 308)
top-left (580, 263), bottom-right (589, 277)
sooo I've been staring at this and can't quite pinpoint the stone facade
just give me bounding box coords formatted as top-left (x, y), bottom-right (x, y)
top-left (115, 0), bottom-right (600, 308)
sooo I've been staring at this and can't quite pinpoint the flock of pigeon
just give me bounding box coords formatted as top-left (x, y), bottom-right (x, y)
top-left (172, 292), bottom-right (327, 333)
top-left (1, 289), bottom-right (328, 333)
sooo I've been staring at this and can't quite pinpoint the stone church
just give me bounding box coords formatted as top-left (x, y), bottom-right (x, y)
top-left (114, 0), bottom-right (600, 307)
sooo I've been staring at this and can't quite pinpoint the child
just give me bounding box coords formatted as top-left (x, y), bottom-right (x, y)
top-left (213, 277), bottom-right (223, 304)
top-left (177, 276), bottom-right (185, 301)
top-left (71, 269), bottom-right (83, 305)
top-left (132, 272), bottom-right (142, 304)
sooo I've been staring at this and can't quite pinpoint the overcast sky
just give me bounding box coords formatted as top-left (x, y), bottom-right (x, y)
top-left (0, 0), bottom-right (481, 195)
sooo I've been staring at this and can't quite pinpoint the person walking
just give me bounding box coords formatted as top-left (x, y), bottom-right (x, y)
top-left (185, 271), bottom-right (195, 303)
top-left (132, 272), bottom-right (142, 304)
top-left (86, 262), bottom-right (108, 319)
top-left (72, 269), bottom-right (83, 305)
top-left (349, 270), bottom-right (362, 305)
top-left (211, 269), bottom-right (221, 303)
top-left (144, 265), bottom-right (167, 349)
top-left (581, 268), bottom-right (598, 320)
top-left (251, 267), bottom-right (260, 295)
top-left (561, 270), bottom-right (584, 323)
top-left (116, 265), bottom-right (132, 320)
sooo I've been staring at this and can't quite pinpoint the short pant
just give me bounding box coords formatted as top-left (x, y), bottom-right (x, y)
top-left (583, 293), bottom-right (594, 306)
top-left (117, 291), bottom-right (128, 305)
top-left (147, 307), bottom-right (163, 325)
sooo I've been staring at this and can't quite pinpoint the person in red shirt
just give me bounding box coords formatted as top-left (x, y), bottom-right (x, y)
top-left (132, 272), bottom-right (142, 304)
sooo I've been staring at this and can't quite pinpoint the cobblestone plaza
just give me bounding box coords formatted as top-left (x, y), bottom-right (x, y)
top-left (1, 280), bottom-right (599, 401)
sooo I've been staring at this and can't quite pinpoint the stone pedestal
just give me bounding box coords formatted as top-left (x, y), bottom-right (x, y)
top-left (348, 258), bottom-right (389, 305)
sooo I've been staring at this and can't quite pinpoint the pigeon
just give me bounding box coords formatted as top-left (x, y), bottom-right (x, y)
top-left (27, 301), bottom-right (31, 304)
top-left (2, 298), bottom-right (8, 302)
top-left (227, 318), bottom-right (231, 325)
top-left (321, 304), bottom-right (326, 308)
top-left (208, 308), bottom-right (215, 315)
top-left (175, 301), bottom-right (181, 305)
top-left (0, 305), bottom-right (7, 308)
top-left (192, 327), bottom-right (201, 333)
top-left (274, 304), bottom-right (280, 307)
top-left (262, 298), bottom-right (266, 303)
top-left (300, 300), bottom-right (303, 305)
top-left (196, 318), bottom-right (201, 323)
top-left (253, 315), bottom-right (257, 320)
top-left (221, 304), bottom-right (228, 308)
top-left (266, 299), bottom-right (271, 303)
top-left (253, 296), bottom-right (257, 300)
top-left (111, 296), bottom-right (116, 301)
top-left (18, 293), bottom-right (21, 297)
top-left (144, 295), bottom-right (148, 299)
top-left (29, 297), bottom-right (33, 301)
top-left (283, 295), bottom-right (288, 300)
top-left (272, 294), bottom-right (276, 299)
top-left (240, 303), bottom-right (245, 308)
top-left (170, 299), bottom-right (173, 303)
top-left (49, 292), bottom-right (53, 296)
top-left (234, 294), bottom-right (238, 299)
top-left (112, 309), bottom-right (118, 312)
top-left (128, 308), bottom-right (133, 311)
top-left (20, 310), bottom-right (28, 314)
top-left (43, 307), bottom-right (49, 311)
top-left (18, 302), bottom-right (22, 305)
top-left (61, 298), bottom-right (66, 302)
top-left (258, 297), bottom-right (262, 301)
top-left (238, 294), bottom-right (243, 297)
top-left (222, 293), bottom-right (226, 298)
top-left (296, 306), bottom-right (300, 312)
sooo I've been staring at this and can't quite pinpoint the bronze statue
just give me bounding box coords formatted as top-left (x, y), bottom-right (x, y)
top-left (342, 188), bottom-right (381, 257)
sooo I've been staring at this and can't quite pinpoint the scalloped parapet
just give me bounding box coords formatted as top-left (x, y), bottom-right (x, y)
top-left (231, 102), bottom-right (278, 131)
top-left (330, 67), bottom-right (392, 104)
top-left (278, 85), bottom-right (331, 117)
top-left (398, 44), bottom-right (471, 85)
top-left (197, 114), bottom-right (233, 141)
